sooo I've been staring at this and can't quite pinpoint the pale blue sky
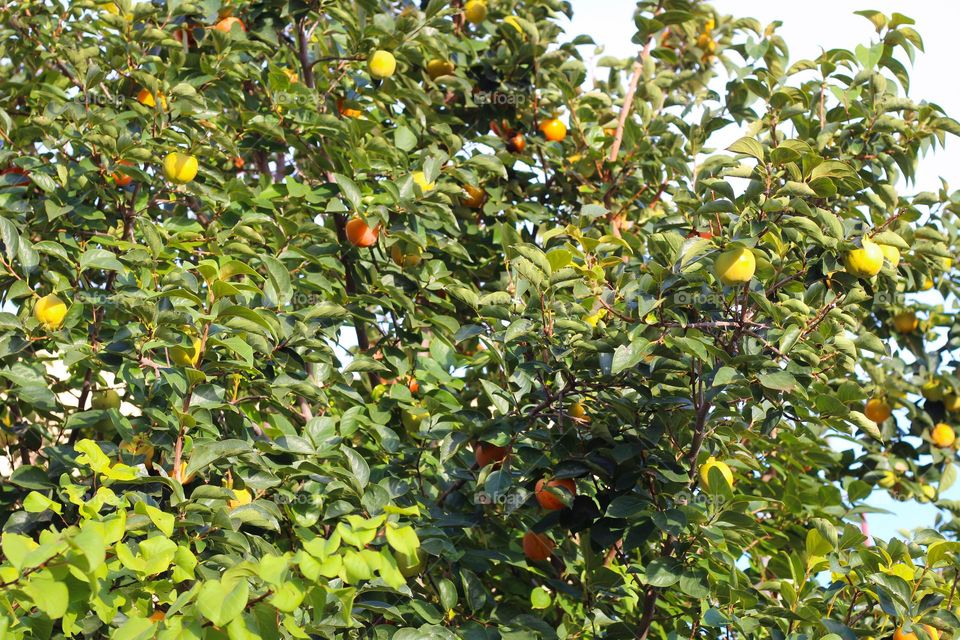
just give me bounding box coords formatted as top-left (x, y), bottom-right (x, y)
top-left (566, 0), bottom-right (960, 541)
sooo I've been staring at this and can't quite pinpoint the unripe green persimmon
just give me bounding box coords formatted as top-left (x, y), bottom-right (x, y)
top-left (369, 50), bottom-right (397, 79)
top-left (163, 152), bottom-right (198, 184)
top-left (844, 238), bottom-right (884, 278)
top-left (714, 246), bottom-right (756, 285)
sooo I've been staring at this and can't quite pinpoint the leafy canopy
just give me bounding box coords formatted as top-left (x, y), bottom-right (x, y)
top-left (1, 0), bottom-right (960, 639)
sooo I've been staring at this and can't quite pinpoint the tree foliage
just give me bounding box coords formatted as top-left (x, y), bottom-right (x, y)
top-left (1, 0), bottom-right (960, 638)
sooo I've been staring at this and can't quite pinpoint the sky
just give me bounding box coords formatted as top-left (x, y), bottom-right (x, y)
top-left (565, 0), bottom-right (960, 541)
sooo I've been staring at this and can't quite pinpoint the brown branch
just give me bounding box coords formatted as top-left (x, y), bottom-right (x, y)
top-left (765, 272), bottom-right (805, 297)
top-left (436, 472), bottom-right (472, 506)
top-left (294, 21), bottom-right (373, 381)
top-left (744, 329), bottom-right (788, 360)
top-left (948, 570), bottom-right (959, 609)
top-left (686, 361), bottom-right (710, 484)
top-left (800, 294), bottom-right (845, 340)
top-left (818, 82), bottom-right (826, 129)
top-left (636, 584), bottom-right (658, 640)
top-left (296, 18), bottom-right (315, 89)
top-left (607, 37), bottom-right (653, 164)
top-left (868, 208), bottom-right (904, 236)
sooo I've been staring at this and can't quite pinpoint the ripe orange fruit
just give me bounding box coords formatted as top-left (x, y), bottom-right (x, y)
top-left (213, 16), bottom-right (245, 32)
top-left (173, 27), bottom-right (197, 46)
top-left (233, 156), bottom-right (245, 170)
top-left (506, 133), bottom-right (526, 153)
top-left (149, 609), bottom-right (165, 622)
top-left (337, 98), bottom-right (362, 118)
top-left (111, 160), bottom-right (134, 187)
top-left (864, 398), bottom-right (892, 423)
top-left (522, 530), bottom-right (555, 561)
top-left (345, 217), bottom-right (379, 247)
top-left (539, 118), bottom-right (567, 142)
top-left (931, 423), bottom-right (956, 448)
top-left (535, 477), bottom-right (576, 510)
top-left (462, 184), bottom-right (486, 209)
top-left (893, 625), bottom-right (940, 640)
top-left (407, 378), bottom-right (420, 394)
top-left (474, 442), bottom-right (509, 468)
top-left (136, 88), bottom-right (167, 110)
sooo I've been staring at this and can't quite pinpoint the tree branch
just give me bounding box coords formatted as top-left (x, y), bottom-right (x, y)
top-left (607, 37), bottom-right (653, 164)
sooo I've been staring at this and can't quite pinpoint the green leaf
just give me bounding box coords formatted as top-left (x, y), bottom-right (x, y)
top-left (1, 532), bottom-right (39, 571)
top-left (805, 528), bottom-right (833, 559)
top-left (848, 411), bottom-right (883, 441)
top-left (385, 523), bottom-right (420, 557)
top-left (70, 524), bottom-right (106, 572)
top-left (728, 137), bottom-right (765, 162)
top-left (217, 305), bottom-right (277, 338)
top-left (111, 616), bottom-right (156, 640)
top-left (757, 371), bottom-right (798, 392)
top-left (0, 218), bottom-right (19, 262)
top-left (134, 501), bottom-right (175, 537)
top-left (183, 439), bottom-right (255, 478)
top-left (197, 579), bottom-right (249, 627)
top-left (465, 154), bottom-right (507, 178)
top-left (394, 126), bottom-right (417, 152)
top-left (23, 491), bottom-right (62, 514)
top-left (530, 586), bottom-right (552, 609)
top-left (340, 445), bottom-right (370, 490)
top-left (439, 578), bottom-right (459, 612)
top-left (74, 439), bottom-right (111, 473)
top-left (78, 248), bottom-right (124, 272)
top-left (333, 173), bottom-right (362, 210)
top-left (679, 568), bottom-right (710, 598)
top-left (23, 570), bottom-right (69, 619)
top-left (927, 540), bottom-right (960, 567)
top-left (139, 536), bottom-right (178, 576)
top-left (645, 558), bottom-right (682, 587)
top-left (269, 580), bottom-right (305, 613)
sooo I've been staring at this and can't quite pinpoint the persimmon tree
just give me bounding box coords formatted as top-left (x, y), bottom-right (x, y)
top-left (1, 0), bottom-right (960, 638)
